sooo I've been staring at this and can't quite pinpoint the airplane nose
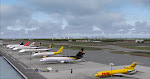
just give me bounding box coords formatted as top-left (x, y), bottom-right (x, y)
top-left (6, 45), bottom-right (9, 47)
top-left (45, 49), bottom-right (49, 51)
top-left (12, 48), bottom-right (17, 50)
top-left (10, 47), bottom-right (13, 48)
top-left (19, 50), bottom-right (25, 53)
top-left (40, 59), bottom-right (44, 62)
top-left (94, 74), bottom-right (99, 77)
top-left (32, 54), bottom-right (36, 57)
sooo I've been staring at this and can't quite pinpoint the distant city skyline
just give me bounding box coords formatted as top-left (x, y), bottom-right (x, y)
top-left (0, 0), bottom-right (150, 39)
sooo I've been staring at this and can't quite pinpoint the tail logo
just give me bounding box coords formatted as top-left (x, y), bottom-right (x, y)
top-left (80, 50), bottom-right (83, 53)
top-left (24, 41), bottom-right (29, 46)
top-left (38, 43), bottom-right (42, 47)
top-left (54, 46), bottom-right (64, 55)
top-left (49, 44), bottom-right (53, 48)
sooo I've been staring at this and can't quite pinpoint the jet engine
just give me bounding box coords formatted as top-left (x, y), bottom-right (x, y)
top-left (60, 61), bottom-right (65, 63)
top-left (127, 70), bottom-right (133, 72)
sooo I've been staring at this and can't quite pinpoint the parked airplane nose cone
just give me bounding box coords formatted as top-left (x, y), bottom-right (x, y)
top-left (6, 45), bottom-right (10, 47)
top-left (94, 74), bottom-right (99, 77)
top-left (19, 50), bottom-right (25, 53)
top-left (12, 48), bottom-right (17, 50)
top-left (32, 54), bottom-right (36, 57)
top-left (40, 58), bottom-right (44, 62)
top-left (9, 46), bottom-right (14, 48)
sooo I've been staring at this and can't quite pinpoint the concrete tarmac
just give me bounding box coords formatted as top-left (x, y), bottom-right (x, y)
top-left (0, 48), bottom-right (46, 79)
top-left (1, 41), bottom-right (150, 79)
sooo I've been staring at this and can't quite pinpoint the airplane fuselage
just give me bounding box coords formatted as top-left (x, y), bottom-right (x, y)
top-left (94, 62), bottom-right (138, 78)
top-left (13, 46), bottom-right (39, 50)
top-left (6, 44), bottom-right (18, 48)
top-left (95, 69), bottom-right (134, 77)
top-left (8, 45), bottom-right (25, 48)
top-left (32, 46), bottom-right (63, 57)
top-left (40, 48), bottom-right (84, 63)
top-left (19, 49), bottom-right (49, 53)
top-left (32, 52), bottom-right (55, 57)
top-left (40, 57), bottom-right (76, 63)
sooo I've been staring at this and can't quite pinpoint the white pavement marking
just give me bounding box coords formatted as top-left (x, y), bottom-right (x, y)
top-left (18, 62), bottom-right (27, 69)
top-left (3, 56), bottom-right (28, 79)
top-left (11, 57), bottom-right (16, 61)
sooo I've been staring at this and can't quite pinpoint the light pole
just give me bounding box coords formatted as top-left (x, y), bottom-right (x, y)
top-left (30, 52), bottom-right (32, 67)
top-left (69, 46), bottom-right (72, 79)
top-left (109, 63), bottom-right (114, 79)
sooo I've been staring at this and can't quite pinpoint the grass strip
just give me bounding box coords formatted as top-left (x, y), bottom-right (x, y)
top-left (124, 46), bottom-right (150, 50)
top-left (111, 51), bottom-right (150, 57)
top-left (53, 45), bottom-right (103, 50)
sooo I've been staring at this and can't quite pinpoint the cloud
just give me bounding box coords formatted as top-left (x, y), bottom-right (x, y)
top-left (0, 4), bottom-right (33, 32)
top-left (134, 21), bottom-right (150, 33)
top-left (0, 0), bottom-right (150, 38)
top-left (0, 4), bottom-right (63, 38)
top-left (25, 0), bottom-right (149, 34)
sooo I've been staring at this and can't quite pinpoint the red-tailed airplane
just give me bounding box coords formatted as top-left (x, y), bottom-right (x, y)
top-left (7, 41), bottom-right (29, 48)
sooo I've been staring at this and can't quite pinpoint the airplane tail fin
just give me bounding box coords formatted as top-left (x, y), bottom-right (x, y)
top-left (54, 46), bottom-right (64, 55)
top-left (57, 46), bottom-right (63, 53)
top-left (24, 41), bottom-right (29, 46)
top-left (29, 42), bottom-right (35, 46)
top-left (20, 42), bottom-right (24, 45)
top-left (48, 44), bottom-right (53, 48)
top-left (75, 48), bottom-right (85, 59)
top-left (38, 43), bottom-right (42, 47)
top-left (125, 62), bottom-right (139, 69)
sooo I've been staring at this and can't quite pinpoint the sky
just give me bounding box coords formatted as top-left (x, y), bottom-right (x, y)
top-left (0, 0), bottom-right (150, 39)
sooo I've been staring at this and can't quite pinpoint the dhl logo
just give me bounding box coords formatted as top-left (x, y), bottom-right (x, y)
top-left (131, 66), bottom-right (135, 67)
top-left (102, 72), bottom-right (111, 76)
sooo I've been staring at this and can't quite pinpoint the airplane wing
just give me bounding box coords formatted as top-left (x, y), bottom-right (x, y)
top-left (75, 59), bottom-right (86, 62)
top-left (128, 71), bottom-right (137, 74)
top-left (114, 71), bottom-right (137, 77)
top-left (113, 73), bottom-right (126, 76)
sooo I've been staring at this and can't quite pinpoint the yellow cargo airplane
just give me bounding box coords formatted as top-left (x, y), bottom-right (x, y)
top-left (32, 46), bottom-right (63, 57)
top-left (94, 62), bottom-right (139, 78)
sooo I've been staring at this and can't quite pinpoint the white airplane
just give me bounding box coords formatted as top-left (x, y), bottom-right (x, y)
top-left (32, 46), bottom-right (64, 57)
top-left (40, 48), bottom-right (85, 63)
top-left (7, 41), bottom-right (29, 48)
top-left (19, 44), bottom-right (53, 53)
top-left (11, 42), bottom-right (35, 49)
top-left (6, 42), bottom-right (24, 48)
top-left (12, 42), bottom-right (39, 50)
